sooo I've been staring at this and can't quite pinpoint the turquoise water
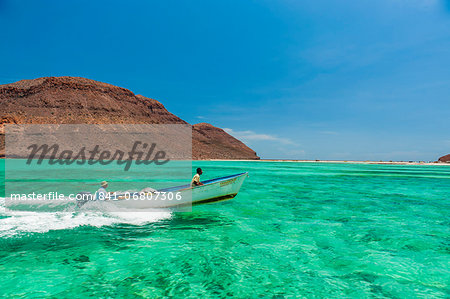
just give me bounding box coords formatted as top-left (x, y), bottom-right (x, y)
top-left (0, 160), bottom-right (449, 297)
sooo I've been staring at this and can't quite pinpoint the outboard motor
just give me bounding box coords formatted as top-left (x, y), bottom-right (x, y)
top-left (76, 192), bottom-right (94, 208)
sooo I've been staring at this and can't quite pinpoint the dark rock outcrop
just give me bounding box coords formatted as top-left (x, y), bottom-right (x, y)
top-left (0, 76), bottom-right (259, 159)
top-left (193, 123), bottom-right (258, 159)
top-left (438, 154), bottom-right (450, 163)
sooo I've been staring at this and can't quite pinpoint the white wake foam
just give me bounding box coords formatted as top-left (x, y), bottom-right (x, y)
top-left (0, 197), bottom-right (172, 238)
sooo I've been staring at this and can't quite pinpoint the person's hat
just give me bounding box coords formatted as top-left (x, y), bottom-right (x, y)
top-left (101, 181), bottom-right (108, 187)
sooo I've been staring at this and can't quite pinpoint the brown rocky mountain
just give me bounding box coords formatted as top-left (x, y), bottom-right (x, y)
top-left (0, 76), bottom-right (259, 159)
top-left (438, 154), bottom-right (450, 163)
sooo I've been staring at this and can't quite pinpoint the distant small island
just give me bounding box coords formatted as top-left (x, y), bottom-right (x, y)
top-left (0, 77), bottom-right (259, 160)
top-left (438, 154), bottom-right (450, 163)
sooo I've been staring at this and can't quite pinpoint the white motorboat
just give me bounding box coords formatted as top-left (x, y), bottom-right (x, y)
top-left (77, 172), bottom-right (249, 209)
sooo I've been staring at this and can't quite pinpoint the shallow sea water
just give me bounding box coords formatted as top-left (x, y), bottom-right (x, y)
top-left (0, 161), bottom-right (449, 297)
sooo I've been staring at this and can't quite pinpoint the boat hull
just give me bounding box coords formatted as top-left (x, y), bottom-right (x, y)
top-left (104, 172), bottom-right (248, 209)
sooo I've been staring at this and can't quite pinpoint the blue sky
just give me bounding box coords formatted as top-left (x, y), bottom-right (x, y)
top-left (1, 0), bottom-right (449, 160)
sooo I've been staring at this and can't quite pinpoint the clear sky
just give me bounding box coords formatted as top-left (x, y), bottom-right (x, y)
top-left (1, 0), bottom-right (449, 161)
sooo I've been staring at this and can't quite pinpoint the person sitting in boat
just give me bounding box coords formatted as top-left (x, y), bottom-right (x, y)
top-left (96, 181), bottom-right (109, 200)
top-left (191, 168), bottom-right (204, 187)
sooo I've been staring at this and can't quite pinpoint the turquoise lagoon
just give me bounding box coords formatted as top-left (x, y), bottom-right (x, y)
top-left (0, 160), bottom-right (449, 297)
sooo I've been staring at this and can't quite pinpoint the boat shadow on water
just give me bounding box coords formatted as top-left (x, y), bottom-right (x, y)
top-left (94, 211), bottom-right (235, 246)
top-left (166, 212), bottom-right (234, 230)
top-left (112, 211), bottom-right (234, 231)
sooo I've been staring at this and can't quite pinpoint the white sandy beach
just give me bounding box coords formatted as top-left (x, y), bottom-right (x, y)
top-left (205, 159), bottom-right (450, 166)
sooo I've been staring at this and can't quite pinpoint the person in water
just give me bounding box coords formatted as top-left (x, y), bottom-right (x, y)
top-left (96, 181), bottom-right (109, 200)
top-left (191, 168), bottom-right (204, 187)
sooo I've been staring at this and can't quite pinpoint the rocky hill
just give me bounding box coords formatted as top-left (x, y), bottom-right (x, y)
top-left (0, 76), bottom-right (259, 159)
top-left (438, 154), bottom-right (450, 163)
